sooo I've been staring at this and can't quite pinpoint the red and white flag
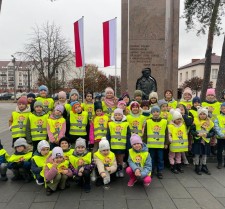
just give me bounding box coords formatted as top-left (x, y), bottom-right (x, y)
top-left (103, 18), bottom-right (116, 67)
top-left (74, 17), bottom-right (84, 67)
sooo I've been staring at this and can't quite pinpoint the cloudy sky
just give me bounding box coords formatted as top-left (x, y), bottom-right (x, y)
top-left (0, 0), bottom-right (224, 76)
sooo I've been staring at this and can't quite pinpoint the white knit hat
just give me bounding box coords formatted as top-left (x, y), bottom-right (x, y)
top-left (14, 138), bottom-right (28, 148)
top-left (37, 140), bottom-right (50, 153)
top-left (52, 147), bottom-right (64, 159)
top-left (75, 137), bottom-right (86, 148)
top-left (149, 92), bottom-right (158, 100)
top-left (170, 109), bottom-right (182, 121)
top-left (197, 107), bottom-right (208, 116)
top-left (99, 137), bottom-right (110, 151)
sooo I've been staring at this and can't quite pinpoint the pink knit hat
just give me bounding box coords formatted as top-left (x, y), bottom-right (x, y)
top-left (130, 134), bottom-right (143, 146)
top-left (206, 88), bottom-right (216, 96)
top-left (17, 96), bottom-right (28, 106)
top-left (55, 105), bottom-right (64, 113)
top-left (58, 91), bottom-right (67, 99)
top-left (114, 108), bottom-right (123, 115)
top-left (105, 87), bottom-right (114, 95)
top-left (117, 100), bottom-right (126, 107)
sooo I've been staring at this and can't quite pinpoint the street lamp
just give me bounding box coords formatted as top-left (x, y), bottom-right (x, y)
top-left (11, 55), bottom-right (16, 102)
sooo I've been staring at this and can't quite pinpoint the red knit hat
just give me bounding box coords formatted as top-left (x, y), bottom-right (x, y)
top-left (17, 96), bottom-right (28, 106)
top-left (130, 101), bottom-right (140, 109)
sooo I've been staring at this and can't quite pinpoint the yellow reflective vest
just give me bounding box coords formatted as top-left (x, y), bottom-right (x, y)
top-left (81, 103), bottom-right (95, 121)
top-left (94, 150), bottom-right (115, 167)
top-left (216, 114), bottom-right (225, 138)
top-left (168, 123), bottom-right (188, 152)
top-left (65, 103), bottom-right (71, 115)
top-left (0, 149), bottom-right (10, 162)
top-left (202, 101), bottom-right (221, 120)
top-left (63, 149), bottom-right (74, 159)
top-left (8, 152), bottom-right (32, 163)
top-left (69, 111), bottom-right (88, 136)
top-left (129, 148), bottom-right (151, 176)
top-left (29, 113), bottom-right (49, 141)
top-left (146, 118), bottom-right (167, 148)
top-left (108, 121), bottom-right (129, 150)
top-left (126, 115), bottom-right (146, 137)
top-left (189, 109), bottom-right (198, 120)
top-left (32, 153), bottom-right (51, 168)
top-left (93, 115), bottom-right (108, 140)
top-left (167, 100), bottom-right (178, 109)
top-left (69, 152), bottom-right (92, 169)
top-left (11, 112), bottom-right (30, 138)
top-left (194, 118), bottom-right (214, 143)
top-left (47, 117), bottom-right (65, 143)
top-left (36, 97), bottom-right (54, 113)
top-left (102, 101), bottom-right (116, 120)
top-left (160, 111), bottom-right (172, 122)
top-left (179, 101), bottom-right (192, 110)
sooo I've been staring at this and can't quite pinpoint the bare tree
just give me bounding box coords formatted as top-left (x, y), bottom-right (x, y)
top-left (17, 22), bottom-right (71, 94)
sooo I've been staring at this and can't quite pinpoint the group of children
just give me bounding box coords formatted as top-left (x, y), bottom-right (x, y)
top-left (1, 84), bottom-right (225, 195)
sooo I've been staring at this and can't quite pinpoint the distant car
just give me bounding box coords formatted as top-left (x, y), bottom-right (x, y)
top-left (0, 93), bottom-right (14, 100)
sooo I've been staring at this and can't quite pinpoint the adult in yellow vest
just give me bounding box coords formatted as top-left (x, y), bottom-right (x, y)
top-left (26, 101), bottom-right (49, 152)
top-left (7, 138), bottom-right (33, 182)
top-left (190, 107), bottom-right (215, 175)
top-left (31, 140), bottom-right (50, 185)
top-left (94, 137), bottom-right (117, 189)
top-left (168, 110), bottom-right (188, 174)
top-left (9, 96), bottom-right (31, 147)
top-left (0, 140), bottom-right (10, 181)
top-left (36, 85), bottom-right (54, 114)
top-left (126, 134), bottom-right (152, 187)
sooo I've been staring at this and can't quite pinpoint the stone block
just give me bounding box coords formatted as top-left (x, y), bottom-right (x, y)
top-left (29, 202), bottom-right (55, 209)
top-left (79, 200), bottom-right (103, 209)
top-left (127, 199), bottom-right (152, 209)
top-left (173, 199), bottom-right (201, 209)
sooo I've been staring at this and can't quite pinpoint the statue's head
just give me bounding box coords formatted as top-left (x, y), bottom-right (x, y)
top-left (142, 68), bottom-right (151, 78)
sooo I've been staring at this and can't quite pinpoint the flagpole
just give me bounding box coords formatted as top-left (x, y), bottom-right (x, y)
top-left (82, 16), bottom-right (85, 103)
top-left (114, 17), bottom-right (117, 97)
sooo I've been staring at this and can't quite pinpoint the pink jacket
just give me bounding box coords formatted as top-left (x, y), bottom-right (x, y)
top-left (44, 155), bottom-right (73, 182)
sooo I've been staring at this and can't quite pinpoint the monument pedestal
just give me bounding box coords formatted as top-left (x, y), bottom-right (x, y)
top-left (121, 0), bottom-right (179, 99)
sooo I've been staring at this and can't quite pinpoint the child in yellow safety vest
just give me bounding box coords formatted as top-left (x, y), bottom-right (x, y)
top-left (7, 138), bottom-right (33, 182)
top-left (190, 107), bottom-right (215, 175)
top-left (54, 91), bottom-right (68, 119)
top-left (189, 97), bottom-right (201, 120)
top-left (59, 137), bottom-right (74, 159)
top-left (26, 101), bottom-right (49, 152)
top-left (214, 102), bottom-right (225, 169)
top-left (158, 100), bottom-right (172, 123)
top-left (168, 110), bottom-right (188, 174)
top-left (81, 91), bottom-right (95, 121)
top-left (9, 96), bottom-right (31, 147)
top-left (143, 106), bottom-right (168, 179)
top-left (43, 147), bottom-right (73, 196)
top-left (69, 138), bottom-right (94, 193)
top-left (141, 100), bottom-right (151, 119)
top-left (158, 89), bottom-right (177, 111)
top-left (47, 105), bottom-right (66, 149)
top-left (36, 85), bottom-right (54, 114)
top-left (107, 108), bottom-right (131, 178)
top-left (64, 89), bottom-right (79, 116)
top-left (117, 100), bottom-right (130, 116)
top-left (31, 140), bottom-right (50, 185)
top-left (0, 140), bottom-right (10, 181)
top-left (89, 101), bottom-right (108, 153)
top-left (179, 87), bottom-right (193, 110)
top-left (149, 92), bottom-right (158, 108)
top-left (126, 134), bottom-right (152, 187)
top-left (94, 137), bottom-right (117, 189)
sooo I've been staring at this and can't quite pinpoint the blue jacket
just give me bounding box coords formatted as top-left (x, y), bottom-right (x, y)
top-left (128, 143), bottom-right (152, 178)
top-left (214, 113), bottom-right (225, 138)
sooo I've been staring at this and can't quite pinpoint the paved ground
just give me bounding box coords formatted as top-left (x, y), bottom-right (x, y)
top-left (1, 103), bottom-right (225, 209)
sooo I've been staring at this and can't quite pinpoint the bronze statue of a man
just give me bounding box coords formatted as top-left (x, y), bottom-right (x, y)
top-left (136, 68), bottom-right (157, 100)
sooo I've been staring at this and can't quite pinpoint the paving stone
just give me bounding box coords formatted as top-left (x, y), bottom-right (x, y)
top-left (127, 199), bottom-right (152, 209)
top-left (29, 202), bottom-right (55, 209)
top-left (0, 203), bottom-right (7, 209)
top-left (19, 182), bottom-right (43, 192)
top-left (104, 198), bottom-right (127, 209)
top-left (0, 181), bottom-right (22, 202)
top-left (197, 178), bottom-right (225, 197)
top-left (149, 178), bottom-right (163, 188)
top-left (5, 192), bottom-right (35, 209)
top-left (161, 179), bottom-right (191, 199)
top-left (187, 188), bottom-right (224, 209)
top-left (216, 198), bottom-right (225, 207)
top-left (162, 169), bottom-right (177, 179)
top-left (178, 177), bottom-right (202, 188)
top-left (173, 198), bottom-right (201, 209)
top-left (79, 200), bottom-right (103, 209)
top-left (80, 186), bottom-right (103, 200)
top-left (147, 188), bottom-right (176, 209)
top-left (34, 188), bottom-right (60, 202)
top-left (124, 183), bottom-right (148, 199)
top-left (104, 183), bottom-right (125, 199)
top-left (212, 170), bottom-right (225, 187)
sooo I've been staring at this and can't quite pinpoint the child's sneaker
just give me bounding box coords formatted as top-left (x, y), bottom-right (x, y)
top-left (119, 169), bottom-right (125, 178)
top-left (36, 179), bottom-right (44, 185)
top-left (144, 182), bottom-right (150, 187)
top-left (103, 184), bottom-right (110, 190)
top-left (157, 172), bottom-right (163, 179)
top-left (127, 178), bottom-right (137, 187)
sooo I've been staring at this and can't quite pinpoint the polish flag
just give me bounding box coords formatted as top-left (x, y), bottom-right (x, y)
top-left (103, 18), bottom-right (117, 67)
top-left (74, 17), bottom-right (84, 67)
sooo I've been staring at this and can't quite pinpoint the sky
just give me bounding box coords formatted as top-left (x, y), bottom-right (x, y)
top-left (0, 0), bottom-right (224, 76)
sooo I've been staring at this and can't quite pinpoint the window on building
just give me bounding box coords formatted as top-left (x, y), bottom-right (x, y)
top-left (180, 73), bottom-right (182, 82)
top-left (191, 70), bottom-right (196, 78)
top-left (212, 69), bottom-right (218, 79)
top-left (186, 72), bottom-right (188, 80)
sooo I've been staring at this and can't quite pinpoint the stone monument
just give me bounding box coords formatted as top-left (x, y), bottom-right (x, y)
top-left (121, 0), bottom-right (179, 99)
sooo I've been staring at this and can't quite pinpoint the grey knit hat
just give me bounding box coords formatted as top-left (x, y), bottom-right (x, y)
top-left (75, 137), bottom-right (86, 148)
top-left (34, 101), bottom-right (44, 108)
top-left (14, 138), bottom-right (28, 148)
top-left (69, 89), bottom-right (79, 99)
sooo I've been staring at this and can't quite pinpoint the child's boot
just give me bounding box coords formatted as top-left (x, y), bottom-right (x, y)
top-left (119, 167), bottom-right (125, 178)
top-left (201, 165), bottom-right (211, 175)
top-left (170, 165), bottom-right (178, 174)
top-left (0, 174), bottom-right (8, 181)
top-left (177, 164), bottom-right (184, 173)
top-left (127, 176), bottom-right (137, 187)
top-left (194, 165), bottom-right (202, 175)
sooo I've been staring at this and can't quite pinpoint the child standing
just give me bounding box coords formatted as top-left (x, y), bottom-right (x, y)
top-left (168, 110), bottom-right (188, 174)
top-left (0, 140), bottom-right (9, 181)
top-left (158, 100), bottom-right (173, 122)
top-left (179, 87), bottom-right (193, 110)
top-left (190, 107), bottom-right (215, 175)
top-left (43, 147), bottom-right (73, 195)
top-left (54, 91), bottom-right (68, 119)
top-left (27, 93), bottom-right (36, 112)
top-left (65, 89), bottom-right (79, 115)
top-left (189, 97), bottom-right (201, 120)
top-left (141, 100), bottom-right (151, 119)
top-left (69, 138), bottom-right (93, 193)
top-left (126, 134), bottom-right (152, 187)
top-left (159, 90), bottom-right (177, 110)
top-left (47, 105), bottom-right (66, 149)
top-left (8, 138), bottom-right (33, 182)
top-left (9, 96), bottom-right (30, 146)
top-left (143, 106), bottom-right (168, 179)
top-left (107, 108), bottom-right (131, 177)
top-left (31, 140), bottom-right (50, 185)
top-left (94, 137), bottom-right (117, 189)
top-left (149, 92), bottom-right (158, 108)
top-left (26, 101), bottom-right (49, 152)
top-left (117, 100), bottom-right (129, 115)
top-left (133, 90), bottom-right (142, 104)
top-left (81, 92), bottom-right (95, 121)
